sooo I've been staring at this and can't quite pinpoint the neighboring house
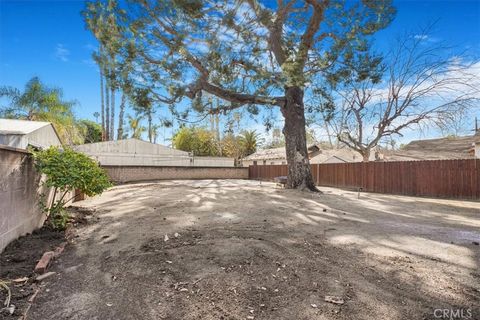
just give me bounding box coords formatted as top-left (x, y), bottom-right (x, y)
top-left (0, 118), bottom-right (62, 149)
top-left (242, 144), bottom-right (375, 166)
top-left (309, 148), bottom-right (375, 163)
top-left (74, 138), bottom-right (235, 167)
top-left (241, 146), bottom-right (288, 166)
top-left (384, 133), bottom-right (480, 161)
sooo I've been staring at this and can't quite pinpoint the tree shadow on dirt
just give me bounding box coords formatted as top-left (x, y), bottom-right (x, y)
top-left (28, 180), bottom-right (480, 320)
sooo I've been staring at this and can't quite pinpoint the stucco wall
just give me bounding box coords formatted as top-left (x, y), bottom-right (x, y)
top-left (103, 165), bottom-right (249, 183)
top-left (0, 147), bottom-right (49, 252)
top-left (0, 146), bottom-right (73, 252)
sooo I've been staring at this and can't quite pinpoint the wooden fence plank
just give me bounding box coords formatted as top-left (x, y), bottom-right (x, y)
top-left (248, 159), bottom-right (479, 199)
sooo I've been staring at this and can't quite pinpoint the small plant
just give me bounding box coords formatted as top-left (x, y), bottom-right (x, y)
top-left (33, 147), bottom-right (112, 230)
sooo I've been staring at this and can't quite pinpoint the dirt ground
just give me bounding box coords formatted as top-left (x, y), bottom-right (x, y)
top-left (5, 180), bottom-right (480, 320)
top-left (0, 227), bottom-right (65, 318)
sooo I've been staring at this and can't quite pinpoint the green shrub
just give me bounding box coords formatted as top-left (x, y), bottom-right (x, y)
top-left (33, 146), bottom-right (112, 229)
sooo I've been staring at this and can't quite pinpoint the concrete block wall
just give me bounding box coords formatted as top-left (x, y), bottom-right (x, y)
top-left (103, 165), bottom-right (249, 183)
top-left (0, 147), bottom-right (47, 252)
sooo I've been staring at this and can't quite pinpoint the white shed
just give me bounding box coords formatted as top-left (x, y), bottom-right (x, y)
top-left (0, 118), bottom-right (62, 149)
top-left (74, 138), bottom-right (235, 167)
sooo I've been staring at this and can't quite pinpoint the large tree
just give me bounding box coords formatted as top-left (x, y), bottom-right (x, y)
top-left (77, 119), bottom-right (103, 144)
top-left (173, 126), bottom-right (219, 156)
top-left (85, 0), bottom-right (395, 190)
top-left (323, 32), bottom-right (479, 161)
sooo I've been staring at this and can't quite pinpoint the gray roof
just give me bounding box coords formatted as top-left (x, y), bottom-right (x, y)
top-left (310, 148), bottom-right (367, 163)
top-left (243, 144), bottom-right (369, 163)
top-left (403, 135), bottom-right (477, 154)
top-left (384, 134), bottom-right (478, 161)
top-left (0, 118), bottom-right (52, 135)
top-left (242, 146), bottom-right (286, 161)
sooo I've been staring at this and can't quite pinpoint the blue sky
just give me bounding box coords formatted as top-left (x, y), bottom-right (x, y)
top-left (1, 0), bottom-right (479, 145)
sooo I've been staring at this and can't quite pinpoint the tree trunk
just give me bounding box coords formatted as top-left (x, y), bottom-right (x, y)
top-left (105, 80), bottom-right (110, 141)
top-left (147, 111), bottom-right (153, 143)
top-left (361, 149), bottom-right (370, 162)
top-left (281, 86), bottom-right (318, 191)
top-left (110, 87), bottom-right (115, 140)
top-left (117, 93), bottom-right (126, 140)
top-left (100, 65), bottom-right (105, 141)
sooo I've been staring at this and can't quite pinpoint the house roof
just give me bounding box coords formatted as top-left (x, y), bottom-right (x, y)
top-left (310, 148), bottom-right (369, 163)
top-left (0, 118), bottom-right (52, 135)
top-left (384, 134), bottom-right (478, 161)
top-left (243, 144), bottom-right (369, 163)
top-left (403, 135), bottom-right (477, 153)
top-left (242, 146), bottom-right (286, 161)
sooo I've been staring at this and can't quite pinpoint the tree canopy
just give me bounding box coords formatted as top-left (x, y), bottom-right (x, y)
top-left (84, 0), bottom-right (395, 190)
top-left (320, 30), bottom-right (479, 161)
top-left (172, 126), bottom-right (219, 156)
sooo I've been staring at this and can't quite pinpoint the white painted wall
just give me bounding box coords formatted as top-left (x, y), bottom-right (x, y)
top-left (26, 125), bottom-right (62, 149)
top-left (75, 138), bottom-right (188, 156)
top-left (242, 158), bottom-right (286, 167)
top-left (0, 125), bottom-right (61, 150)
top-left (75, 139), bottom-right (235, 167)
top-left (0, 134), bottom-right (25, 149)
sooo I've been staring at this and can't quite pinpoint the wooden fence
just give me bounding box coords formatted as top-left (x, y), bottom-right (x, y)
top-left (248, 159), bottom-right (480, 199)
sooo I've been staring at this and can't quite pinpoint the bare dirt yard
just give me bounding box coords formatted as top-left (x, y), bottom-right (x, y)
top-left (5, 180), bottom-right (480, 319)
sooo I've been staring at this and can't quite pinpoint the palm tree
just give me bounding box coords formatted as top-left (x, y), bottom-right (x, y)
top-left (127, 114), bottom-right (146, 139)
top-left (85, 1), bottom-right (108, 140)
top-left (84, 0), bottom-right (121, 141)
top-left (150, 124), bottom-right (162, 144)
top-left (239, 130), bottom-right (262, 156)
top-left (131, 88), bottom-right (155, 142)
top-left (93, 112), bottom-right (100, 123)
top-left (0, 77), bottom-right (80, 144)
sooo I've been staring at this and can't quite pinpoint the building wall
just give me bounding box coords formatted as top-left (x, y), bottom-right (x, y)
top-left (26, 125), bottom-right (62, 149)
top-left (0, 134), bottom-right (26, 149)
top-left (75, 139), bottom-right (235, 167)
top-left (103, 165), bottom-right (249, 183)
top-left (75, 138), bottom-right (188, 157)
top-left (0, 125), bottom-right (61, 150)
top-left (192, 156), bottom-right (235, 167)
top-left (88, 153), bottom-right (193, 166)
top-left (322, 156), bottom-right (347, 164)
top-left (0, 147), bottom-right (48, 252)
top-left (242, 158), bottom-right (286, 167)
top-left (85, 153), bottom-right (235, 167)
